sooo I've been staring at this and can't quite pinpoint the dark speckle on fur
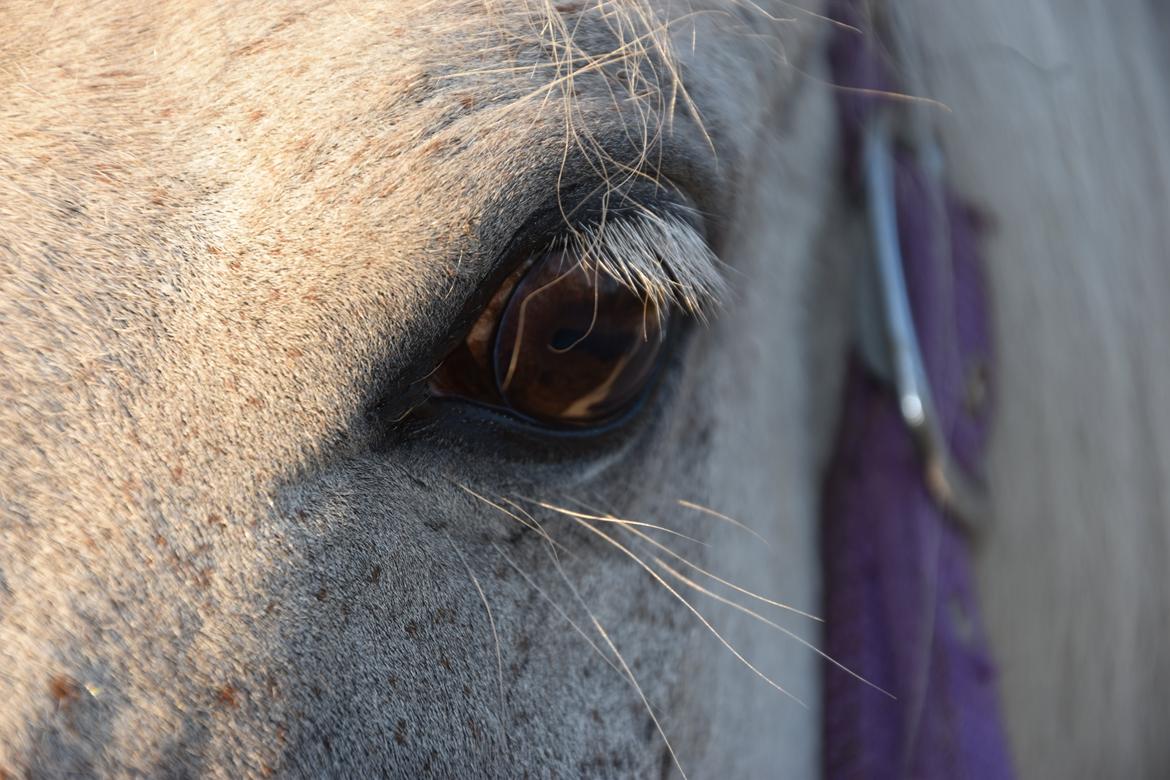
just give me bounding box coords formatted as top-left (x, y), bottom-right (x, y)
top-left (215, 685), bottom-right (239, 709)
top-left (394, 719), bottom-right (407, 745)
top-left (48, 676), bottom-right (82, 710)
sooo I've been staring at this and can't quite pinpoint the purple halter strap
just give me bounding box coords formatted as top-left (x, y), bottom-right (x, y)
top-left (820, 4), bottom-right (1016, 778)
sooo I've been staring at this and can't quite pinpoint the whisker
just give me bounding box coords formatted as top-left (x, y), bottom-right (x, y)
top-left (592, 617), bottom-right (688, 780)
top-left (491, 542), bottom-right (622, 676)
top-left (497, 498), bottom-right (603, 624)
top-left (788, 60), bottom-right (953, 113)
top-left (731, 0), bottom-right (862, 33)
top-left (566, 515), bottom-right (806, 707)
top-left (443, 531), bottom-right (510, 733)
top-left (623, 522), bottom-right (821, 623)
top-left (528, 498), bottom-right (709, 547)
top-left (498, 507), bottom-right (689, 780)
top-left (498, 495), bottom-right (539, 529)
top-left (652, 556), bottom-right (894, 699)
top-left (565, 496), bottom-right (819, 622)
top-left (457, 484), bottom-right (572, 556)
top-left (676, 499), bottom-right (770, 548)
top-left (498, 495), bottom-right (580, 566)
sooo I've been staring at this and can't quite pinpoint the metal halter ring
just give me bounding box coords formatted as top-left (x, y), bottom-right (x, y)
top-left (860, 111), bottom-right (989, 537)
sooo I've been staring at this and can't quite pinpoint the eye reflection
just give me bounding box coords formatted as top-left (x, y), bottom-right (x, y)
top-left (430, 246), bottom-right (668, 427)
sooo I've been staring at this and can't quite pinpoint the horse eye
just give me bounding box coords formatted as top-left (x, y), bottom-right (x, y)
top-left (430, 246), bottom-right (668, 427)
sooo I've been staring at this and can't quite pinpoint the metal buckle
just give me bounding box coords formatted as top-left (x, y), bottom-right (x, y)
top-left (859, 111), bottom-right (988, 537)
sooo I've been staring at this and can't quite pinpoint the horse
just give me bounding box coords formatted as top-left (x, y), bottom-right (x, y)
top-left (1, 0), bottom-right (1167, 776)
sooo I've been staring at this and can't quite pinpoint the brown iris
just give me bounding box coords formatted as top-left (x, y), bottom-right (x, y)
top-left (430, 247), bottom-right (667, 426)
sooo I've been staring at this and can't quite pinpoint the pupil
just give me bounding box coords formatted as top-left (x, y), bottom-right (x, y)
top-left (549, 328), bottom-right (584, 351)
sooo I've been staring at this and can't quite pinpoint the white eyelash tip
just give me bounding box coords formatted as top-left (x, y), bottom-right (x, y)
top-left (566, 212), bottom-right (728, 319)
